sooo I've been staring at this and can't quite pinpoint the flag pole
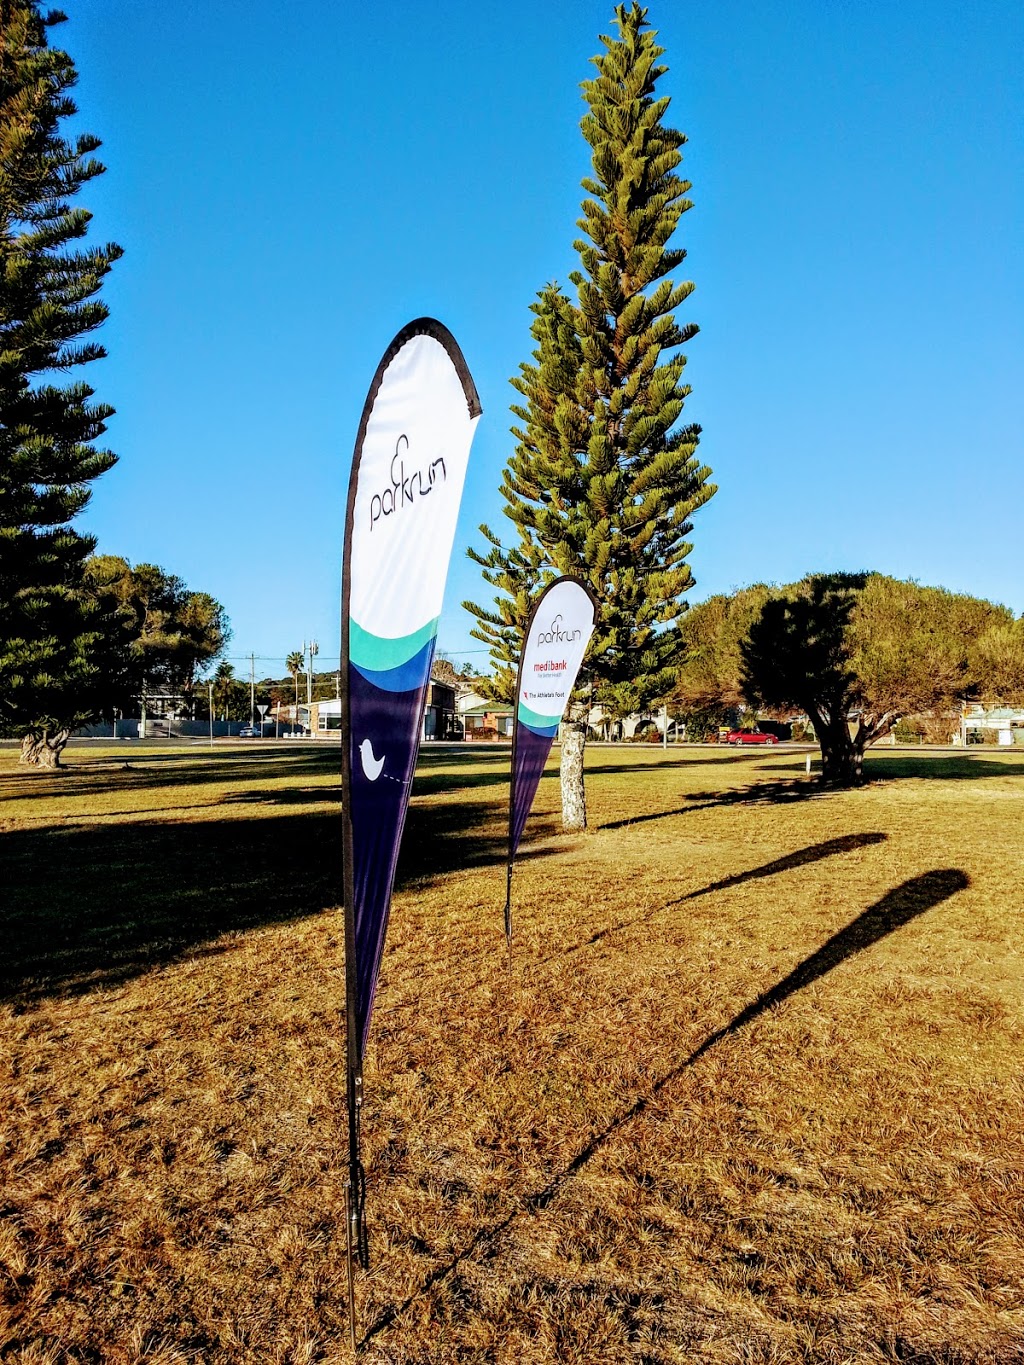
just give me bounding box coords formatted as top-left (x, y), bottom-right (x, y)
top-left (505, 589), bottom-right (540, 956)
top-left (342, 781), bottom-right (367, 1347)
top-left (504, 705), bottom-right (519, 953)
top-left (340, 370), bottom-right (365, 1351)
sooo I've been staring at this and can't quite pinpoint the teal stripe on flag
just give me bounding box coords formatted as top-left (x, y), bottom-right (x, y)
top-left (518, 700), bottom-right (562, 730)
top-left (350, 616), bottom-right (439, 671)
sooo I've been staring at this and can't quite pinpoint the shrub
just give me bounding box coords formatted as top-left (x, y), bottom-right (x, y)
top-left (895, 714), bottom-right (958, 745)
top-left (679, 704), bottom-right (734, 742)
top-left (895, 719), bottom-right (924, 744)
top-left (466, 725), bottom-right (499, 742)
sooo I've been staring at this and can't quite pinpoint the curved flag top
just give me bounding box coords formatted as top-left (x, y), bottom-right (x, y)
top-left (341, 319), bottom-right (480, 1302)
top-left (506, 576), bottom-right (598, 939)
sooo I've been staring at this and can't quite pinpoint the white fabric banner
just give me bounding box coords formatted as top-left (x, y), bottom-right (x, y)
top-left (517, 578), bottom-right (598, 732)
top-left (349, 330), bottom-right (480, 647)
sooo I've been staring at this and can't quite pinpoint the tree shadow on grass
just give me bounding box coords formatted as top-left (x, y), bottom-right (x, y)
top-left (596, 754), bottom-right (1024, 835)
top-left (566, 832), bottom-right (888, 957)
top-left (585, 754), bottom-right (768, 775)
top-left (866, 754), bottom-right (1024, 782)
top-left (0, 790), bottom-right (555, 1005)
top-left (0, 748), bottom-right (343, 804)
top-left (0, 746), bottom-right (521, 808)
top-left (361, 868), bottom-right (970, 1348)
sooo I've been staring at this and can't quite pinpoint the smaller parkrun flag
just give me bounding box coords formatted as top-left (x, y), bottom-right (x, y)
top-left (506, 576), bottom-right (598, 940)
top-left (341, 319), bottom-right (480, 1297)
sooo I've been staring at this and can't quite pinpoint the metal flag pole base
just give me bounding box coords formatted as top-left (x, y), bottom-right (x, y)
top-left (504, 861), bottom-right (514, 975)
top-left (344, 1072), bottom-right (369, 1355)
top-left (344, 1179), bottom-right (359, 1354)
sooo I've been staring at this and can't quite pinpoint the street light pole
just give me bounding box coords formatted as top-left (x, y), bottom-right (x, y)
top-left (209, 680), bottom-right (214, 749)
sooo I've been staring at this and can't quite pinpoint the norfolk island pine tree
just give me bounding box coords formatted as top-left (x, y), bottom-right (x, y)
top-left (464, 2), bottom-right (715, 829)
top-left (0, 2), bottom-right (123, 766)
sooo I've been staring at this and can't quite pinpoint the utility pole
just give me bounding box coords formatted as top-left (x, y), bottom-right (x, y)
top-left (307, 640), bottom-right (319, 738)
top-left (209, 680), bottom-right (214, 748)
top-left (307, 639), bottom-right (318, 706)
top-left (250, 653), bottom-right (256, 725)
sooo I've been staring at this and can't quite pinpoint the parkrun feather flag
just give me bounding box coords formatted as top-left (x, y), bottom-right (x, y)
top-left (341, 319), bottom-right (480, 1305)
top-left (505, 576), bottom-right (598, 941)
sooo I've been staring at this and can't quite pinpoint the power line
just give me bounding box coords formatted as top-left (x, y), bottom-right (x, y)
top-left (217, 644), bottom-right (495, 663)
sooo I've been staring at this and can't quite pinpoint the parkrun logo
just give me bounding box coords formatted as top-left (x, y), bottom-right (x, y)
top-left (369, 434), bottom-right (446, 530)
top-left (537, 613), bottom-right (581, 646)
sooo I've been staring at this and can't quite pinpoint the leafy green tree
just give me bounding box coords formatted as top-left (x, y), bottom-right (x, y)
top-left (284, 649), bottom-right (304, 730)
top-left (741, 574), bottom-right (868, 786)
top-left (0, 2), bottom-right (123, 766)
top-left (207, 662), bottom-right (272, 724)
top-left (972, 618), bottom-right (1024, 705)
top-left (211, 660), bottom-right (237, 719)
top-left (465, 2), bottom-right (715, 828)
top-left (740, 573), bottom-right (1014, 786)
top-left (673, 586), bottom-right (774, 715)
top-left (286, 647), bottom-right (304, 706)
top-left (86, 556), bottom-right (230, 714)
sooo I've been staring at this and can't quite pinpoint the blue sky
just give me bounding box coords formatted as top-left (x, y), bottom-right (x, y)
top-left (66, 1), bottom-right (1023, 676)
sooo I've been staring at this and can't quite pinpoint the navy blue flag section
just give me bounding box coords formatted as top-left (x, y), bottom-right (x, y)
top-left (341, 319), bottom-right (481, 1340)
top-left (505, 577), bottom-right (598, 945)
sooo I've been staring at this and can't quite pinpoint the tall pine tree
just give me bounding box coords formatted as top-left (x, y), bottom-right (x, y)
top-left (465, 2), bottom-right (715, 828)
top-left (0, 2), bottom-right (123, 766)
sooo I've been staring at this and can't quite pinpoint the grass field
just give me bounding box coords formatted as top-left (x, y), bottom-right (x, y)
top-left (1, 741), bottom-right (1023, 1363)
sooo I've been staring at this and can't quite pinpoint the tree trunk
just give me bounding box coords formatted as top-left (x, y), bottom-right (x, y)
top-left (19, 728), bottom-right (70, 769)
top-left (817, 721), bottom-right (864, 787)
top-left (559, 720), bottom-right (588, 831)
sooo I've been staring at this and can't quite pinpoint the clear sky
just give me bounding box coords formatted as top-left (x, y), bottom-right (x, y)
top-left (65, 0), bottom-right (1023, 678)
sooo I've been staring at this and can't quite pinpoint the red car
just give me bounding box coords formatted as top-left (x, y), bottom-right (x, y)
top-left (725, 728), bottom-right (779, 745)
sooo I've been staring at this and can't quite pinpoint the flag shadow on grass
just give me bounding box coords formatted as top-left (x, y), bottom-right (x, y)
top-left (599, 777), bottom-right (829, 830)
top-left (361, 867), bottom-right (970, 1349)
top-left (568, 831), bottom-right (888, 957)
top-left (682, 830), bottom-right (888, 900)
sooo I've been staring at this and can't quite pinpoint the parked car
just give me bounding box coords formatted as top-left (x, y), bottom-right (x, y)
top-left (238, 723), bottom-right (259, 738)
top-left (725, 728), bottom-right (779, 745)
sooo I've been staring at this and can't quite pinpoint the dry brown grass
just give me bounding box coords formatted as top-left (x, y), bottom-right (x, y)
top-left (1, 741), bottom-right (1023, 1362)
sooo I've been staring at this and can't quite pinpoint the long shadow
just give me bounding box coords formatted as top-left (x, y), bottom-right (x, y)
top-left (585, 754), bottom-right (765, 775)
top-left (0, 809), bottom-right (343, 1001)
top-left (867, 754), bottom-right (1024, 782)
top-left (600, 777), bottom-right (826, 830)
top-left (568, 832), bottom-right (888, 957)
top-left (594, 755), bottom-right (1024, 834)
top-left (681, 831), bottom-right (887, 901)
top-left (0, 746), bottom-right (524, 807)
top-left (0, 748), bottom-right (343, 804)
top-left (361, 868), bottom-right (969, 1348)
top-left (3, 747), bottom-right (1020, 809)
top-left (0, 785), bottom-right (555, 1002)
top-left (683, 867), bottom-right (970, 1061)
